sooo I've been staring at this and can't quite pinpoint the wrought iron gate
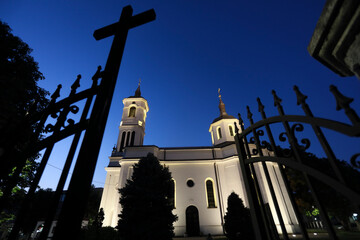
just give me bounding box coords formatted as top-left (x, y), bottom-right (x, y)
top-left (0, 5), bottom-right (156, 240)
top-left (234, 85), bottom-right (360, 240)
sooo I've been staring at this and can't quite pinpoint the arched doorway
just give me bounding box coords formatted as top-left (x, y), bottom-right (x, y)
top-left (186, 206), bottom-right (200, 236)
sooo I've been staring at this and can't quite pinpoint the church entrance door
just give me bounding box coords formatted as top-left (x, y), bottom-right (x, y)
top-left (186, 206), bottom-right (200, 236)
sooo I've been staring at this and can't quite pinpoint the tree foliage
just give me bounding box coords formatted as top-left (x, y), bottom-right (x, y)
top-left (0, 20), bottom-right (49, 230)
top-left (117, 153), bottom-right (177, 240)
top-left (0, 20), bottom-right (49, 197)
top-left (79, 208), bottom-right (113, 240)
top-left (224, 192), bottom-right (255, 240)
top-left (283, 149), bottom-right (360, 229)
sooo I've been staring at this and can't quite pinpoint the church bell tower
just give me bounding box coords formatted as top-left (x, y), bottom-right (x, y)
top-left (209, 89), bottom-right (238, 146)
top-left (116, 81), bottom-right (149, 152)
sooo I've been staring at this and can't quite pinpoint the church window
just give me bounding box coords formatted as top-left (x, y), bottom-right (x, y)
top-left (169, 179), bottom-right (176, 208)
top-left (125, 131), bottom-right (130, 147)
top-left (130, 131), bottom-right (135, 146)
top-left (187, 179), bottom-right (195, 187)
top-left (206, 179), bottom-right (216, 208)
top-left (229, 125), bottom-right (234, 136)
top-left (120, 132), bottom-right (126, 151)
top-left (128, 107), bottom-right (136, 117)
top-left (217, 127), bottom-right (222, 139)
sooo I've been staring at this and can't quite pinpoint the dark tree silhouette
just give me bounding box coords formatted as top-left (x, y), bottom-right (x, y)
top-left (117, 153), bottom-right (177, 240)
top-left (80, 208), bottom-right (118, 240)
top-left (91, 208), bottom-right (105, 230)
top-left (283, 149), bottom-right (360, 229)
top-left (224, 192), bottom-right (255, 240)
top-left (0, 20), bottom-right (49, 226)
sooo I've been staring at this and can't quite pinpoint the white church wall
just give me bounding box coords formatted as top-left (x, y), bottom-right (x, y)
top-left (166, 161), bottom-right (223, 236)
top-left (268, 163), bottom-right (300, 233)
top-left (165, 149), bottom-right (213, 160)
top-left (100, 167), bottom-right (121, 227)
top-left (253, 161), bottom-right (300, 234)
top-left (216, 158), bottom-right (247, 209)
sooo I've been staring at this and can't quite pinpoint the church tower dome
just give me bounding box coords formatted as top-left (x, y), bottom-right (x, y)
top-left (209, 89), bottom-right (238, 146)
top-left (116, 80), bottom-right (149, 152)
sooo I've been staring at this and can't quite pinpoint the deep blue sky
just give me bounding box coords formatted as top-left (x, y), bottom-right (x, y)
top-left (1, 0), bottom-right (359, 190)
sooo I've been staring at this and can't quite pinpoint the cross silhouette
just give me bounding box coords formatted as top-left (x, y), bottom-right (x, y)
top-left (52, 6), bottom-right (155, 240)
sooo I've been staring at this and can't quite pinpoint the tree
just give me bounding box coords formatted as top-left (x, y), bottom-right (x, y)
top-left (224, 192), bottom-right (255, 240)
top-left (0, 20), bottom-right (49, 212)
top-left (283, 149), bottom-right (360, 230)
top-left (84, 185), bottom-right (103, 225)
top-left (91, 208), bottom-right (104, 231)
top-left (117, 153), bottom-right (177, 240)
top-left (79, 208), bottom-right (107, 240)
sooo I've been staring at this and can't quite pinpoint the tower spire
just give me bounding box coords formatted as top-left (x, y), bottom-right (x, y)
top-left (134, 78), bottom-right (141, 97)
top-left (218, 88), bottom-right (227, 116)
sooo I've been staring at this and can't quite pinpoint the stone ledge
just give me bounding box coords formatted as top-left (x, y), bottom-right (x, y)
top-left (308, 0), bottom-right (360, 78)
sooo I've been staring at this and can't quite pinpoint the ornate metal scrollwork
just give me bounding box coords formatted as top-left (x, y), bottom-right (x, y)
top-left (291, 123), bottom-right (310, 150)
top-left (256, 129), bottom-right (264, 137)
top-left (261, 140), bottom-right (272, 151)
top-left (277, 123), bottom-right (310, 156)
top-left (279, 132), bottom-right (287, 142)
top-left (44, 104), bottom-right (80, 133)
top-left (63, 105), bottom-right (80, 129)
top-left (278, 133), bottom-right (292, 157)
top-left (252, 148), bottom-right (258, 155)
top-left (45, 123), bottom-right (55, 133)
top-left (350, 153), bottom-right (360, 169)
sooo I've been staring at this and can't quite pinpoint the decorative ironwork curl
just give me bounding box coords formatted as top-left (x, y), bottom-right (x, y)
top-left (66, 119), bottom-right (75, 127)
top-left (62, 105), bottom-right (80, 129)
top-left (69, 105), bottom-right (79, 114)
top-left (256, 129), bottom-right (264, 136)
top-left (261, 140), bottom-right (272, 151)
top-left (50, 111), bottom-right (59, 119)
top-left (291, 123), bottom-right (310, 150)
top-left (350, 153), bottom-right (360, 169)
top-left (279, 132), bottom-right (287, 142)
top-left (249, 137), bottom-right (255, 144)
top-left (252, 148), bottom-right (258, 155)
top-left (45, 124), bottom-right (55, 133)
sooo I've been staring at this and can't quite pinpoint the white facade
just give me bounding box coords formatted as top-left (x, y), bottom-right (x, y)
top-left (100, 88), bottom-right (300, 236)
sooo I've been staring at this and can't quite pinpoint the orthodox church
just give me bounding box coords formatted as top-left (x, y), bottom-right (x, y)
top-left (99, 84), bottom-right (300, 236)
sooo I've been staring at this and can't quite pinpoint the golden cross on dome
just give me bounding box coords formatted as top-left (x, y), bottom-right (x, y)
top-left (218, 88), bottom-right (222, 100)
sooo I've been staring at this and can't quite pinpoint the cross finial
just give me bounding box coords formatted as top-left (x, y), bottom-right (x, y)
top-left (138, 78), bottom-right (141, 86)
top-left (218, 88), bottom-right (222, 100)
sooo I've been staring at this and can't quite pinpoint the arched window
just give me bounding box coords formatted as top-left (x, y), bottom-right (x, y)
top-left (120, 132), bottom-right (126, 151)
top-left (169, 179), bottom-right (176, 208)
top-left (128, 107), bottom-right (136, 117)
top-left (125, 131), bottom-right (130, 147)
top-left (217, 127), bottom-right (222, 139)
top-left (206, 179), bottom-right (216, 208)
top-left (229, 125), bottom-right (234, 136)
top-left (130, 131), bottom-right (135, 146)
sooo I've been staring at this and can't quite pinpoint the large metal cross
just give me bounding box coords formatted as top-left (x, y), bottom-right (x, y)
top-left (53, 6), bottom-right (155, 239)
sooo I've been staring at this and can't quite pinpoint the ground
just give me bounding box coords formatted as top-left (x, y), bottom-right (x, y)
top-left (172, 231), bottom-right (360, 240)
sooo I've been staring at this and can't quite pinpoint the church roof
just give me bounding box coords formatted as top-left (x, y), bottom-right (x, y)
top-left (211, 114), bottom-right (236, 123)
top-left (128, 80), bottom-right (144, 98)
top-left (212, 89), bottom-right (236, 123)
